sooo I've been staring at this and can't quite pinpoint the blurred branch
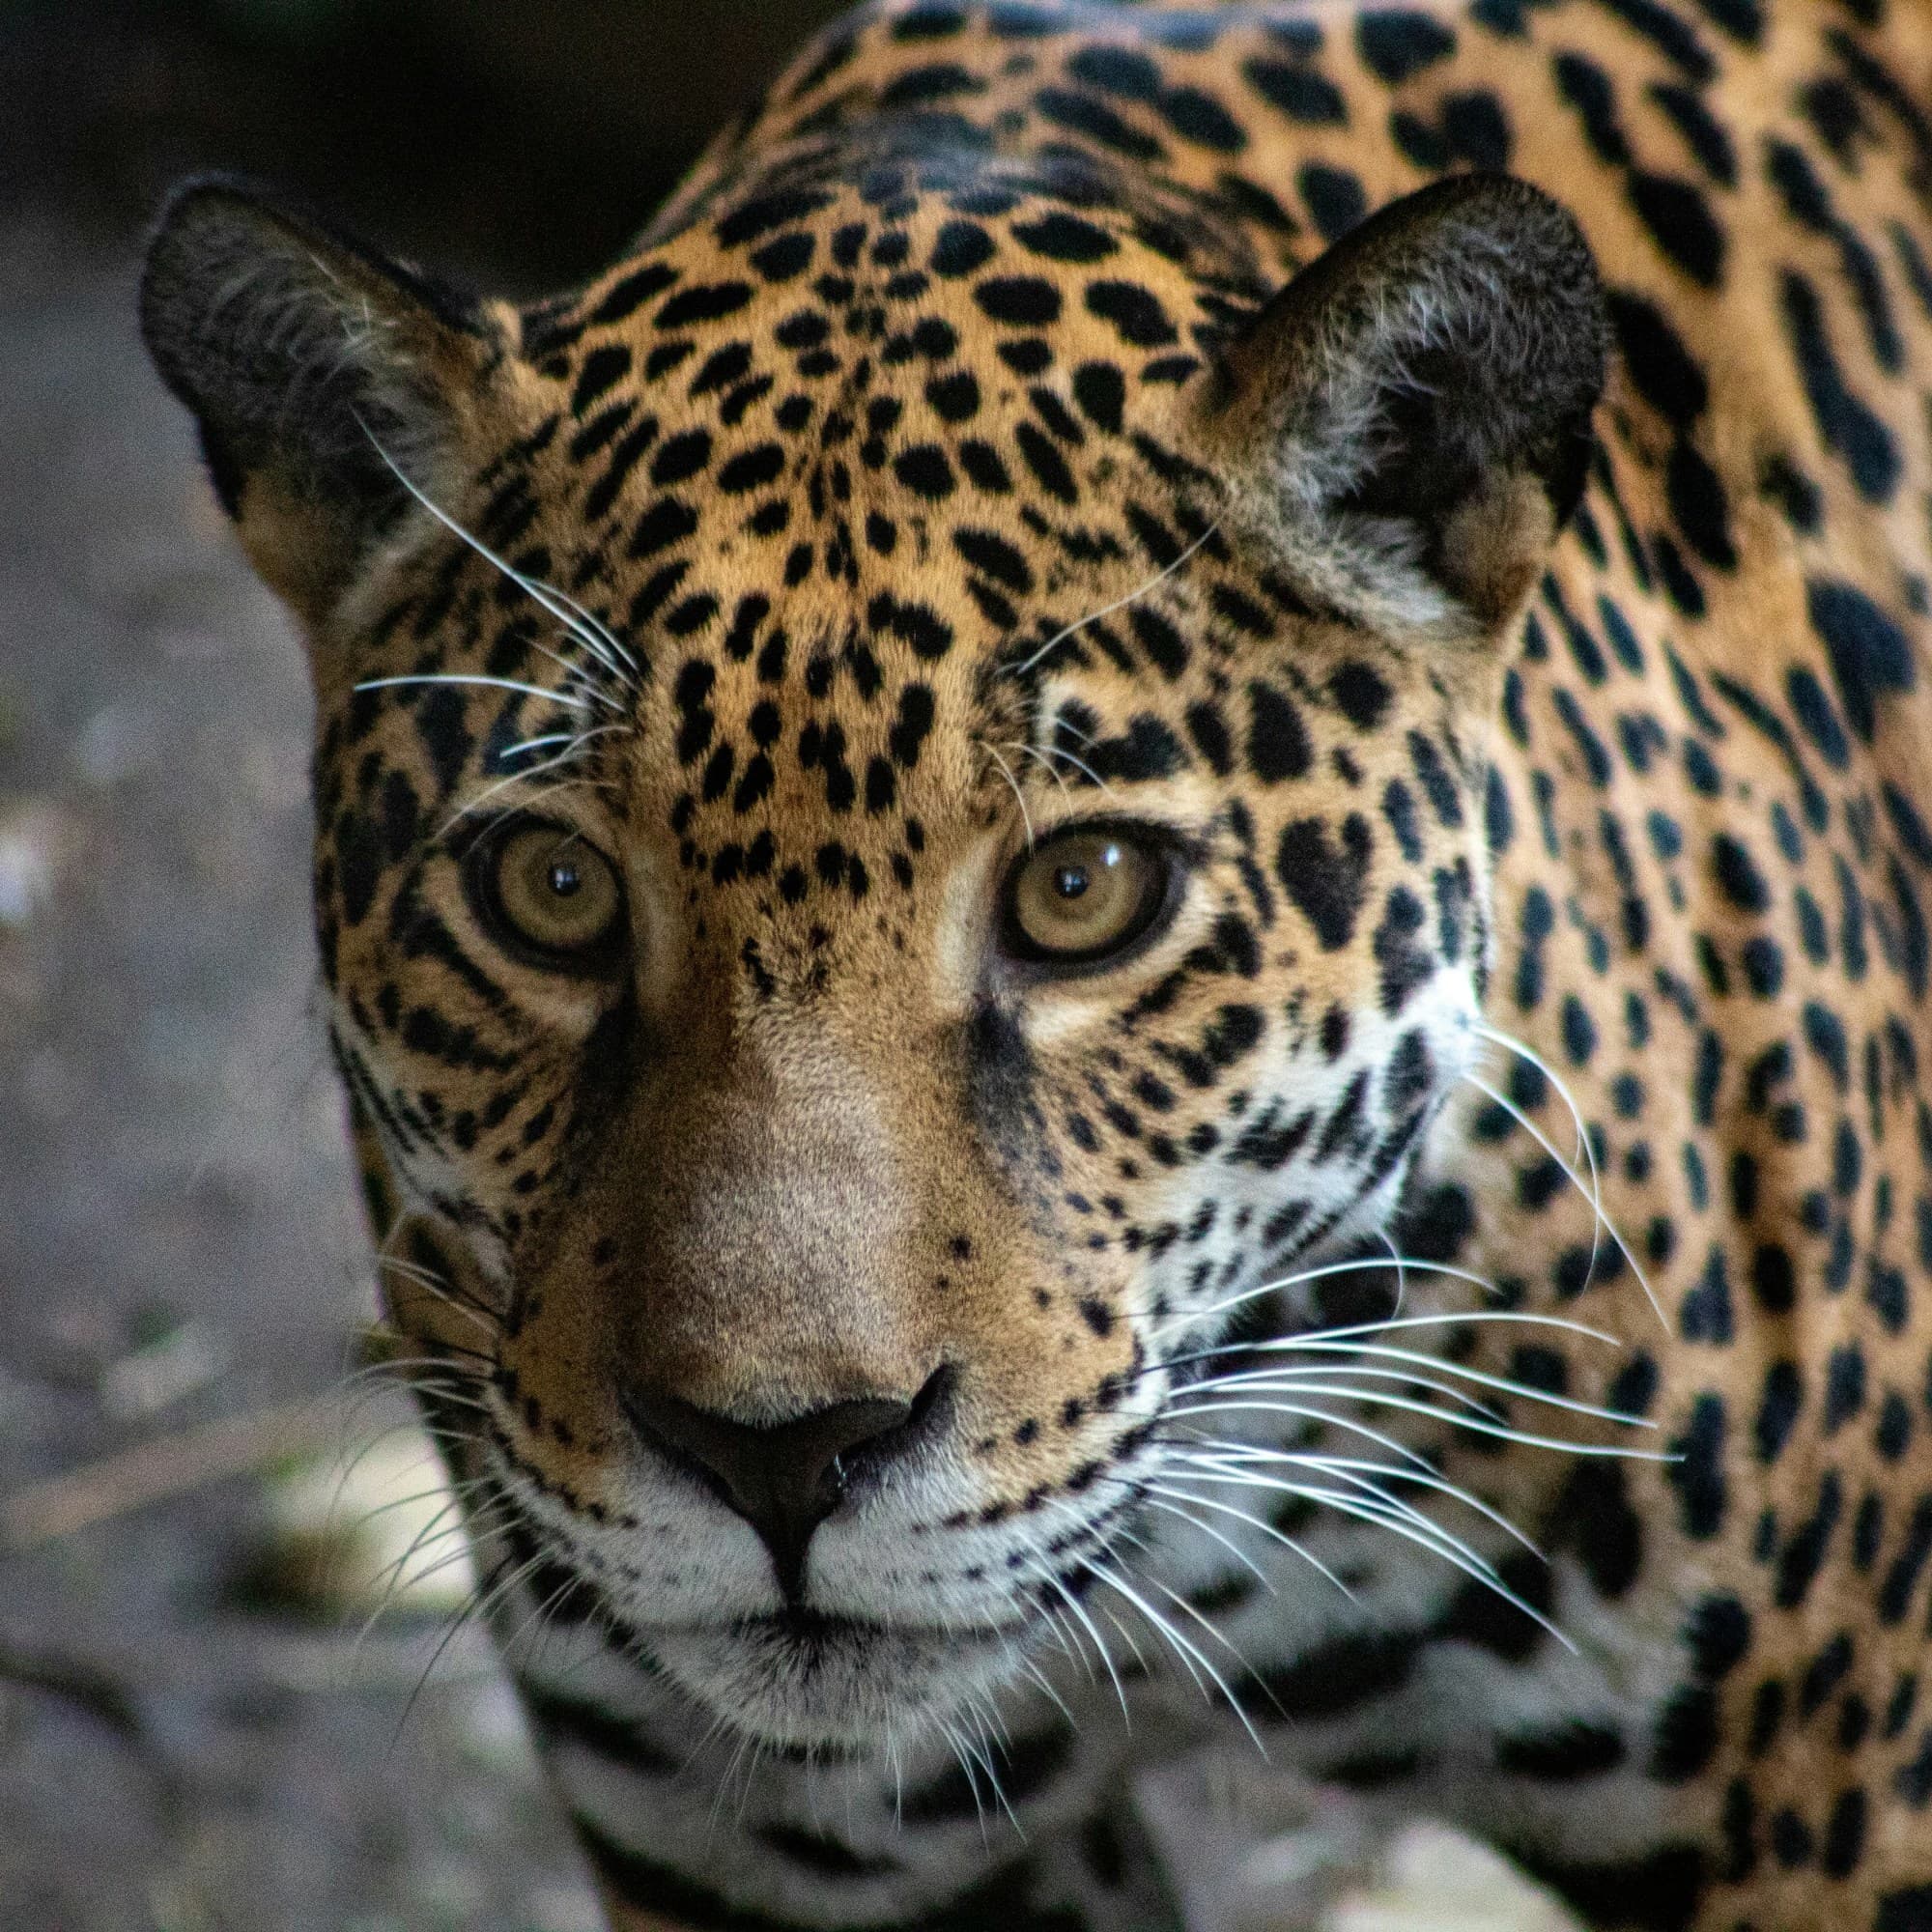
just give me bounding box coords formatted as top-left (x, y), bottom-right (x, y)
top-left (1, 1396), bottom-right (333, 1550)
top-left (0, 1634), bottom-right (142, 1739)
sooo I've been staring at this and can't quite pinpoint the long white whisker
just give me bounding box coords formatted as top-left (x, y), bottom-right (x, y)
top-left (1211, 1336), bottom-right (1655, 1430)
top-left (1464, 1072), bottom-right (1663, 1327)
top-left (1009, 522), bottom-right (1219, 676)
top-left (979, 741), bottom-right (1036, 847)
top-left (360, 422), bottom-right (640, 683)
top-left (1152, 1256), bottom-right (1506, 1342)
top-left (353, 672), bottom-right (591, 711)
top-left (1144, 1480), bottom-right (1360, 1603)
top-left (1081, 1557), bottom-right (1266, 1754)
top-left (1169, 1444), bottom-right (1543, 1562)
top-left (1171, 1387), bottom-right (1671, 1461)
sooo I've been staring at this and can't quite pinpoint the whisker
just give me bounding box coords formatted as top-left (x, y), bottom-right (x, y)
top-left (1151, 1255), bottom-right (1508, 1343)
top-left (1170, 1385), bottom-right (1671, 1462)
top-left (1009, 522), bottom-right (1220, 677)
top-left (978, 740), bottom-right (1036, 847)
top-left (360, 420), bottom-right (641, 687)
top-left (353, 671), bottom-right (592, 712)
top-left (1463, 1072), bottom-right (1663, 1328)
top-left (1141, 1480), bottom-right (1358, 1605)
top-left (1080, 1556), bottom-right (1266, 1754)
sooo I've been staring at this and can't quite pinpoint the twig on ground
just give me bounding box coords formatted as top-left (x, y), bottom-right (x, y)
top-left (0, 1396), bottom-right (335, 1551)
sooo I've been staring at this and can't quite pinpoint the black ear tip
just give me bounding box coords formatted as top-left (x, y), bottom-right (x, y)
top-left (140, 175), bottom-right (304, 378)
top-left (142, 172), bottom-right (304, 278)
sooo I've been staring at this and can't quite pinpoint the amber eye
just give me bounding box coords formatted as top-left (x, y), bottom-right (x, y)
top-left (476, 820), bottom-right (625, 966)
top-left (1004, 826), bottom-right (1172, 966)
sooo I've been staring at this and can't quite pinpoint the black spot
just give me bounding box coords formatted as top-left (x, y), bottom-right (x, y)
top-left (931, 220), bottom-right (996, 277)
top-left (1808, 579), bottom-right (1915, 741)
top-left (651, 430), bottom-right (713, 488)
top-left (1246, 681), bottom-right (1312, 782)
top-left (1299, 162), bottom-right (1367, 240)
top-left (1629, 171), bottom-right (1725, 285)
top-left (1711, 834), bottom-right (1769, 913)
top-left (1276, 813), bottom-right (1373, 949)
top-left (1162, 86), bottom-right (1245, 152)
top-left (901, 1728), bottom-right (1071, 1823)
top-left (589, 262), bottom-right (679, 326)
top-left (1014, 421), bottom-right (1078, 502)
top-left (889, 684), bottom-right (935, 768)
top-left (749, 231), bottom-right (815, 282)
top-left (717, 442), bottom-right (785, 494)
top-left (1685, 1593), bottom-right (1750, 1681)
top-left (1329, 661), bottom-right (1391, 730)
top-left (1356, 10), bottom-right (1455, 81)
top-left (1754, 1360), bottom-right (1803, 1463)
top-left (895, 444), bottom-right (956, 499)
top-left (1775, 1470), bottom-right (1842, 1610)
top-left (1652, 1684), bottom-right (1719, 1782)
top-left (1088, 715), bottom-right (1184, 781)
top-left (1244, 1628), bottom-right (1418, 1719)
top-left (1668, 1392), bottom-right (1726, 1538)
top-left (976, 276), bottom-right (1063, 326)
top-left (1559, 1461), bottom-right (1642, 1597)
top-left (570, 344), bottom-right (632, 416)
top-left (1665, 440), bottom-right (1734, 569)
top-left (1066, 44), bottom-right (1161, 99)
top-left (1035, 85), bottom-right (1166, 160)
top-left (1244, 55), bottom-right (1348, 125)
top-left (1649, 80), bottom-right (1735, 185)
top-left (926, 371), bottom-right (980, 422)
top-left (1085, 279), bottom-right (1178, 346)
top-left (1496, 1720), bottom-right (1626, 1779)
top-left (868, 591), bottom-right (953, 661)
top-left (1012, 213), bottom-right (1118, 263)
top-left (954, 528), bottom-right (1033, 592)
top-left (1072, 361), bottom-right (1125, 433)
top-left (756, 1826), bottom-right (897, 1879)
top-left (655, 280), bottom-right (753, 329)
top-left (1780, 270), bottom-right (1898, 503)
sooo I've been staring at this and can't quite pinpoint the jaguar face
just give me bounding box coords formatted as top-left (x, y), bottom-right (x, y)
top-left (141, 164), bottom-right (1604, 1750)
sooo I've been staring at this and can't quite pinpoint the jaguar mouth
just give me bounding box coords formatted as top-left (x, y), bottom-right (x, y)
top-left (641, 1605), bottom-right (1035, 1752)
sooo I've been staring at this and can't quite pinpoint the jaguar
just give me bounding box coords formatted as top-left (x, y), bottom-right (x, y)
top-left (139, 0), bottom-right (1932, 1925)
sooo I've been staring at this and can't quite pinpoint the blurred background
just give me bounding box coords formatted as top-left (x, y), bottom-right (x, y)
top-left (0, 3), bottom-right (840, 1926)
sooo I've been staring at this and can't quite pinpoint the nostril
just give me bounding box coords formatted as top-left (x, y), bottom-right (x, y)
top-left (618, 1374), bottom-right (949, 1600)
top-left (842, 1361), bottom-right (954, 1485)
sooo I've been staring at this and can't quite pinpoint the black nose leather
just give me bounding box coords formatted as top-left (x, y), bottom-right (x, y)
top-left (622, 1373), bottom-right (947, 1598)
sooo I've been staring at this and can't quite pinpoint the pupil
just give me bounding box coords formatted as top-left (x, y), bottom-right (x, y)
top-left (549, 860), bottom-right (582, 898)
top-left (1053, 863), bottom-right (1090, 900)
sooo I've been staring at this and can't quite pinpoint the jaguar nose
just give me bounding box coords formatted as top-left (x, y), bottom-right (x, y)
top-left (621, 1369), bottom-right (951, 1598)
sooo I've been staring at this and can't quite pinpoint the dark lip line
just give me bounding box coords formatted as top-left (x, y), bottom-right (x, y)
top-left (697, 1607), bottom-right (1036, 1643)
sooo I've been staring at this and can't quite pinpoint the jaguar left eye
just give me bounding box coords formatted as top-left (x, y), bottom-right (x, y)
top-left (470, 816), bottom-right (627, 970)
top-left (1000, 824), bottom-right (1175, 968)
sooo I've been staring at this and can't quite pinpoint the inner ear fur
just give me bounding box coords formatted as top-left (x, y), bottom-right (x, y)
top-left (1196, 172), bottom-right (1607, 639)
top-left (140, 177), bottom-right (513, 627)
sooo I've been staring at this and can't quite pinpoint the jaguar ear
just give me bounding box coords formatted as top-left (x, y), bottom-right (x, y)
top-left (1196, 173), bottom-right (1606, 640)
top-left (140, 177), bottom-right (511, 627)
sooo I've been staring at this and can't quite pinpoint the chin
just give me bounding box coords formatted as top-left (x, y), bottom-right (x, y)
top-left (646, 1612), bottom-right (1028, 1753)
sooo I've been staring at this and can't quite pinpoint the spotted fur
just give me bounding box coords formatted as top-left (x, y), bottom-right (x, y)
top-left (141, 2), bottom-right (1932, 1926)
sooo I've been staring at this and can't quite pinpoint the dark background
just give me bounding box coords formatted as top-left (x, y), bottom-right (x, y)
top-left (0, 4), bottom-right (838, 1927)
top-left (7, 0), bottom-right (855, 285)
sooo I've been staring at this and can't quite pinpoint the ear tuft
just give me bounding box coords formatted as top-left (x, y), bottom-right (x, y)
top-left (140, 177), bottom-right (498, 622)
top-left (1199, 174), bottom-right (1607, 637)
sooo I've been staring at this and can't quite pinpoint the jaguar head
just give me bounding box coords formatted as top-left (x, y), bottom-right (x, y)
top-left (142, 162), bottom-right (1603, 1750)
